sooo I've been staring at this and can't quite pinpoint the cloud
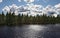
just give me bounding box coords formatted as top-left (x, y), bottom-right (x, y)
top-left (2, 6), bottom-right (10, 13)
top-left (0, 0), bottom-right (2, 3)
top-left (2, 4), bottom-right (19, 15)
top-left (54, 3), bottom-right (60, 15)
top-left (18, 0), bottom-right (21, 2)
top-left (43, 5), bottom-right (55, 14)
top-left (42, 0), bottom-right (49, 3)
top-left (24, 0), bottom-right (34, 3)
top-left (2, 4), bottom-right (43, 16)
top-left (2, 3), bottom-right (60, 17)
top-left (26, 4), bottom-right (43, 12)
top-left (42, 5), bottom-right (59, 17)
top-left (55, 3), bottom-right (60, 8)
top-left (25, 4), bottom-right (44, 16)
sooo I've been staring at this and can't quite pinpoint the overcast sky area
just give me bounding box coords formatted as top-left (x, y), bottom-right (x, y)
top-left (0, 0), bottom-right (60, 17)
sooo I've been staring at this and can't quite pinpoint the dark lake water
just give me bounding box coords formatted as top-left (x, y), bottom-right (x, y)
top-left (0, 24), bottom-right (60, 38)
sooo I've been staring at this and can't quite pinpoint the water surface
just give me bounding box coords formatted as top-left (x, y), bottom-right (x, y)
top-left (0, 24), bottom-right (60, 38)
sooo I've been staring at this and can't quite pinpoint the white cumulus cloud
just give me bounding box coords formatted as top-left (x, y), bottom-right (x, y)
top-left (54, 3), bottom-right (60, 15)
top-left (55, 3), bottom-right (60, 9)
top-left (24, 0), bottom-right (34, 3)
top-left (2, 6), bottom-right (10, 13)
top-left (2, 3), bottom-right (60, 17)
top-left (2, 4), bottom-right (19, 15)
top-left (43, 5), bottom-right (59, 17)
top-left (0, 0), bottom-right (2, 3)
top-left (18, 0), bottom-right (21, 2)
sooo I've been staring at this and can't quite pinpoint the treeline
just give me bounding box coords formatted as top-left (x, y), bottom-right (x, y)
top-left (0, 12), bottom-right (60, 26)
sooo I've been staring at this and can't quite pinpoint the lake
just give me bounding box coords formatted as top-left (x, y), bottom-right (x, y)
top-left (0, 24), bottom-right (60, 38)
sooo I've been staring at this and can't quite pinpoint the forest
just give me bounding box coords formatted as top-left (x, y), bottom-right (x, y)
top-left (0, 11), bottom-right (60, 26)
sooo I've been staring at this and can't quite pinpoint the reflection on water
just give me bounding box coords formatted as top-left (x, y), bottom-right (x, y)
top-left (28, 25), bottom-right (47, 31)
top-left (0, 24), bottom-right (60, 38)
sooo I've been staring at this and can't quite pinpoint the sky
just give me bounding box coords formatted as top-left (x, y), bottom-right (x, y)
top-left (0, 0), bottom-right (60, 17)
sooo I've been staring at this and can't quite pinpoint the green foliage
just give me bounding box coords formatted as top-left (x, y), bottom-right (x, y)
top-left (0, 12), bottom-right (60, 26)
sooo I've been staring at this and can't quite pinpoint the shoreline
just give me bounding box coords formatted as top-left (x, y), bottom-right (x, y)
top-left (0, 23), bottom-right (60, 26)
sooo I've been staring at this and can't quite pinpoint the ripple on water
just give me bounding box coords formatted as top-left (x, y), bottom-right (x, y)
top-left (1, 24), bottom-right (60, 38)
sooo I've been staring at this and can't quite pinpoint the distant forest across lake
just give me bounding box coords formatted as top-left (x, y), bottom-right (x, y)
top-left (0, 11), bottom-right (60, 26)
